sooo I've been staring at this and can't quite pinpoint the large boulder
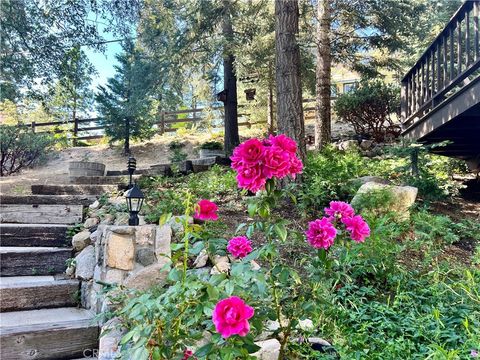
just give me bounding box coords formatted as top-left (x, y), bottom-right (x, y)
top-left (253, 339), bottom-right (281, 360)
top-left (351, 182), bottom-right (418, 219)
top-left (123, 258), bottom-right (171, 290)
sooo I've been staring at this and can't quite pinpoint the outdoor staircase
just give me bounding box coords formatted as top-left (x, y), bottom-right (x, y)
top-left (0, 190), bottom-right (100, 359)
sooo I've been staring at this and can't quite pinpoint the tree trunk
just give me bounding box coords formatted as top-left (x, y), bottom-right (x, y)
top-left (223, 0), bottom-right (239, 156)
top-left (275, 0), bottom-right (306, 160)
top-left (72, 95), bottom-right (78, 147)
top-left (124, 117), bottom-right (130, 155)
top-left (315, 0), bottom-right (332, 150)
top-left (267, 62), bottom-right (275, 134)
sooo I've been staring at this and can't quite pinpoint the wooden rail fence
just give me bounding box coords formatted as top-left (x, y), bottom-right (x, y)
top-left (19, 98), bottom-right (333, 142)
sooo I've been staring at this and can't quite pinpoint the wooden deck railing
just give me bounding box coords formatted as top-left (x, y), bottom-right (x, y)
top-left (401, 0), bottom-right (480, 127)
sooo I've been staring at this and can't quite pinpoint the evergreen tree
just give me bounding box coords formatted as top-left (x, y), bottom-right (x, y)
top-left (96, 41), bottom-right (155, 154)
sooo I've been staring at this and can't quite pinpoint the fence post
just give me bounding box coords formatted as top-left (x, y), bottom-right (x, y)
top-left (125, 117), bottom-right (130, 155)
top-left (73, 116), bottom-right (78, 146)
top-left (31, 121), bottom-right (36, 133)
top-left (160, 111), bottom-right (165, 135)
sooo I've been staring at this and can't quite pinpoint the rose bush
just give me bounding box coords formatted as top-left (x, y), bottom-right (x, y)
top-left (111, 135), bottom-right (371, 359)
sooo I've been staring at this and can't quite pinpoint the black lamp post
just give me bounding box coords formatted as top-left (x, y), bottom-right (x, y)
top-left (127, 156), bottom-right (136, 189)
top-left (125, 183), bottom-right (144, 226)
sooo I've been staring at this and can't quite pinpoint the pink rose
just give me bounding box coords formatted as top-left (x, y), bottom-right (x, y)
top-left (227, 236), bottom-right (253, 259)
top-left (269, 134), bottom-right (297, 154)
top-left (182, 349), bottom-right (196, 360)
top-left (231, 138), bottom-right (265, 169)
top-left (305, 217), bottom-right (337, 250)
top-left (236, 164), bottom-right (266, 193)
top-left (212, 296), bottom-right (254, 338)
top-left (263, 146), bottom-right (291, 179)
top-left (343, 215), bottom-right (370, 243)
top-left (325, 201), bottom-right (355, 221)
top-left (288, 154), bottom-right (303, 178)
top-left (194, 200), bottom-right (218, 221)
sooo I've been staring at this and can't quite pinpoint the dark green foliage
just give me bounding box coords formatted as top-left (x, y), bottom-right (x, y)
top-left (200, 141), bottom-right (223, 150)
top-left (140, 165), bottom-right (237, 223)
top-left (334, 80), bottom-right (401, 142)
top-left (96, 41), bottom-right (156, 147)
top-left (0, 125), bottom-right (53, 176)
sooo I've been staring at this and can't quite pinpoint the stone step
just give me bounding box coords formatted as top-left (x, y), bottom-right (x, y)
top-left (0, 247), bottom-right (72, 277)
top-left (31, 184), bottom-right (118, 196)
top-left (0, 224), bottom-right (69, 247)
top-left (0, 307), bottom-right (99, 360)
top-left (0, 276), bottom-right (79, 312)
top-left (0, 204), bottom-right (83, 224)
top-left (0, 195), bottom-right (97, 206)
top-left (69, 175), bottom-right (138, 185)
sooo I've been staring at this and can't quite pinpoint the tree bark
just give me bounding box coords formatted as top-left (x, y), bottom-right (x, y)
top-left (223, 0), bottom-right (239, 156)
top-left (275, 0), bottom-right (306, 160)
top-left (315, 0), bottom-right (332, 150)
top-left (267, 61), bottom-right (275, 134)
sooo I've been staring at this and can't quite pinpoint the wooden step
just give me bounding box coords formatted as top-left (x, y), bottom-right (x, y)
top-left (31, 184), bottom-right (118, 196)
top-left (0, 195), bottom-right (96, 206)
top-left (0, 307), bottom-right (99, 360)
top-left (0, 204), bottom-right (83, 224)
top-left (0, 224), bottom-right (69, 247)
top-left (69, 175), bottom-right (135, 185)
top-left (0, 276), bottom-right (79, 312)
top-left (0, 247), bottom-right (72, 277)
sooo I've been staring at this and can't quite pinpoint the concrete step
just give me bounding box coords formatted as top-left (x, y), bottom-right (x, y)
top-left (0, 204), bottom-right (83, 224)
top-left (0, 224), bottom-right (69, 247)
top-left (0, 276), bottom-right (79, 312)
top-left (31, 184), bottom-right (118, 196)
top-left (0, 307), bottom-right (99, 360)
top-left (0, 247), bottom-right (72, 277)
top-left (0, 195), bottom-right (97, 206)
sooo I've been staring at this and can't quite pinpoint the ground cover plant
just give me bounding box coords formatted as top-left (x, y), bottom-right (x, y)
top-left (104, 136), bottom-right (479, 359)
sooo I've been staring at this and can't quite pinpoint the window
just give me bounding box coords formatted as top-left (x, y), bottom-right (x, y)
top-left (330, 84), bottom-right (338, 97)
top-left (343, 82), bottom-right (357, 93)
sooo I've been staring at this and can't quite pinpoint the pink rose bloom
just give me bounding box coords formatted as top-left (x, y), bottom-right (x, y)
top-left (343, 215), bottom-right (370, 243)
top-left (231, 138), bottom-right (265, 169)
top-left (269, 134), bottom-right (297, 154)
top-left (325, 201), bottom-right (355, 221)
top-left (288, 154), bottom-right (303, 178)
top-left (182, 350), bottom-right (196, 360)
top-left (305, 217), bottom-right (337, 249)
top-left (236, 164), bottom-right (266, 192)
top-left (212, 296), bottom-right (254, 338)
top-left (263, 146), bottom-right (291, 179)
top-left (194, 200), bottom-right (218, 221)
top-left (227, 236), bottom-right (253, 259)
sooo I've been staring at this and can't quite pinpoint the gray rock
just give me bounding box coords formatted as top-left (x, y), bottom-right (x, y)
top-left (84, 217), bottom-right (99, 230)
top-left (136, 248), bottom-right (156, 266)
top-left (360, 139), bottom-right (374, 150)
top-left (90, 229), bottom-right (100, 243)
top-left (167, 215), bottom-right (192, 235)
top-left (253, 339), bottom-right (281, 360)
top-left (123, 258), bottom-right (171, 291)
top-left (188, 267), bottom-right (212, 281)
top-left (353, 176), bottom-right (392, 186)
top-left (338, 140), bottom-right (358, 151)
top-left (75, 245), bottom-right (96, 280)
top-left (72, 230), bottom-right (91, 252)
top-left (101, 214), bottom-right (115, 225)
top-left (155, 224), bottom-right (172, 258)
top-left (351, 182), bottom-right (418, 219)
top-left (89, 200), bottom-right (100, 210)
top-left (98, 318), bottom-right (125, 360)
top-left (81, 280), bottom-right (93, 309)
top-left (193, 249), bottom-right (208, 268)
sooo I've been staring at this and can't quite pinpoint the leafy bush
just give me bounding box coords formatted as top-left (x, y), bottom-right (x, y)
top-left (334, 80), bottom-right (401, 142)
top-left (200, 141), bottom-right (223, 150)
top-left (0, 125), bottom-right (53, 176)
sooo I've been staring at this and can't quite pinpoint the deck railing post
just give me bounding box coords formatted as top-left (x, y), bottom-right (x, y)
top-left (73, 116), bottom-right (78, 146)
top-left (160, 111), bottom-right (165, 135)
top-left (31, 121), bottom-right (36, 133)
top-left (401, 80), bottom-right (408, 122)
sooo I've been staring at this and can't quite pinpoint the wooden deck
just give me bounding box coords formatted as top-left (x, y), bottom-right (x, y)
top-left (401, 0), bottom-right (480, 169)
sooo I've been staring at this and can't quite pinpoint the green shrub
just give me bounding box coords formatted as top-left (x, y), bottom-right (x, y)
top-left (0, 125), bottom-right (53, 176)
top-left (334, 80), bottom-right (401, 142)
top-left (200, 141), bottom-right (223, 150)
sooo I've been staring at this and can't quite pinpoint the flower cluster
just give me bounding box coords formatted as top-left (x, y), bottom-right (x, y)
top-left (231, 134), bottom-right (303, 192)
top-left (306, 201), bottom-right (370, 250)
top-left (227, 236), bottom-right (253, 259)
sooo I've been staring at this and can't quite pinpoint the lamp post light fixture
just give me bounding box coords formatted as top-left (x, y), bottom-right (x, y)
top-left (125, 183), bottom-right (145, 226)
top-left (127, 156), bottom-right (137, 189)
